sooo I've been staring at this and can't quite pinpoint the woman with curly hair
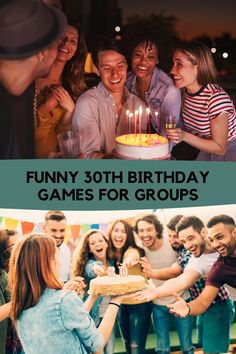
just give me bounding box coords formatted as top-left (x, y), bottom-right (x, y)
top-left (107, 220), bottom-right (152, 354)
top-left (35, 21), bottom-right (88, 158)
top-left (73, 229), bottom-right (115, 354)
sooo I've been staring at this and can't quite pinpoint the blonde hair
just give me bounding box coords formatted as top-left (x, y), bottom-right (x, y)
top-left (176, 41), bottom-right (218, 85)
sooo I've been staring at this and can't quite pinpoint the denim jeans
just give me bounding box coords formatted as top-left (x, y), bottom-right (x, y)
top-left (119, 302), bottom-right (152, 354)
top-left (152, 303), bottom-right (194, 354)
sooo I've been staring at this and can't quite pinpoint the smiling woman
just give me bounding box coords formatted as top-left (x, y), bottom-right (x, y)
top-left (169, 41), bottom-right (236, 161)
top-left (73, 229), bottom-right (116, 353)
top-left (35, 21), bottom-right (88, 158)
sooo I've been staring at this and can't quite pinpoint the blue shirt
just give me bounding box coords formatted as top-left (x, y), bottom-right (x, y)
top-left (126, 67), bottom-right (182, 140)
top-left (16, 288), bottom-right (104, 354)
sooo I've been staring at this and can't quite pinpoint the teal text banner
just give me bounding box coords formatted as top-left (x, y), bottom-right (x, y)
top-left (0, 160), bottom-right (235, 210)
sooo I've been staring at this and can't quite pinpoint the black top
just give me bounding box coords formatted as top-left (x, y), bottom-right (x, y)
top-left (0, 82), bottom-right (35, 159)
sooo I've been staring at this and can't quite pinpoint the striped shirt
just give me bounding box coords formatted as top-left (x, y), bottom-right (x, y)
top-left (183, 84), bottom-right (236, 141)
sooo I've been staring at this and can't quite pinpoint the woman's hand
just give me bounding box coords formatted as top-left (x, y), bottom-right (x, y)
top-left (63, 276), bottom-right (86, 295)
top-left (166, 128), bottom-right (185, 144)
top-left (51, 85), bottom-right (75, 113)
top-left (93, 264), bottom-right (107, 277)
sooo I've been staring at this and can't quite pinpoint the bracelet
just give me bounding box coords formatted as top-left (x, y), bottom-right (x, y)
top-left (186, 303), bottom-right (191, 316)
top-left (109, 302), bottom-right (120, 309)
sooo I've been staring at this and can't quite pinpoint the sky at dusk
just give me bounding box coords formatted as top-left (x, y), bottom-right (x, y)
top-left (118, 0), bottom-right (236, 39)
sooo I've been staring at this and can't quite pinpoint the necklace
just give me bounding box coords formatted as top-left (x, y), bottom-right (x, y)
top-left (33, 81), bottom-right (38, 127)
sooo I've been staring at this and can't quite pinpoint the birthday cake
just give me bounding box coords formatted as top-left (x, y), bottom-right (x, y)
top-left (114, 134), bottom-right (169, 160)
top-left (89, 275), bottom-right (146, 296)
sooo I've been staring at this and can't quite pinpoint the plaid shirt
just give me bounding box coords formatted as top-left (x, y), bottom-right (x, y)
top-left (176, 248), bottom-right (229, 302)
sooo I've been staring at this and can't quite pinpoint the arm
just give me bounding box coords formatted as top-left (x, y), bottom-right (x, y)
top-left (135, 269), bottom-right (200, 302)
top-left (123, 248), bottom-right (140, 267)
top-left (50, 85), bottom-right (75, 126)
top-left (167, 112), bottom-right (228, 156)
top-left (0, 302), bottom-right (11, 322)
top-left (95, 298), bottom-right (121, 354)
top-left (168, 285), bottom-right (219, 317)
top-left (72, 95), bottom-right (106, 159)
top-left (140, 257), bottom-right (182, 280)
top-left (159, 85), bottom-right (182, 136)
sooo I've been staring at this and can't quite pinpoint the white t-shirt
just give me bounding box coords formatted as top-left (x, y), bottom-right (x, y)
top-left (59, 243), bottom-right (72, 282)
top-left (184, 252), bottom-right (219, 278)
top-left (143, 235), bottom-right (188, 305)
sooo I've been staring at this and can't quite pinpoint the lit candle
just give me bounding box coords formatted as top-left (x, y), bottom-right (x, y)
top-left (126, 110), bottom-right (130, 138)
top-left (129, 112), bottom-right (133, 139)
top-left (146, 107), bottom-right (151, 137)
top-left (155, 111), bottom-right (159, 137)
top-left (134, 109), bottom-right (138, 140)
top-left (138, 106), bottom-right (143, 134)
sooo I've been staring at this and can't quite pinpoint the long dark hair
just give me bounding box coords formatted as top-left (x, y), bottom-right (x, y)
top-left (108, 219), bottom-right (144, 266)
top-left (62, 20), bottom-right (88, 100)
top-left (73, 230), bottom-right (113, 279)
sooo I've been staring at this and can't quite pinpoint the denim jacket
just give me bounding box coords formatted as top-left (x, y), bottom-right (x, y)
top-left (84, 259), bottom-right (113, 326)
top-left (16, 288), bottom-right (104, 354)
top-left (126, 67), bottom-right (182, 139)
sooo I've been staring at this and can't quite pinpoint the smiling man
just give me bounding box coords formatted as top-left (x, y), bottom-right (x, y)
top-left (72, 39), bottom-right (146, 159)
top-left (168, 215), bottom-right (236, 318)
top-left (134, 214), bottom-right (195, 354)
top-left (136, 216), bottom-right (234, 354)
top-left (43, 210), bottom-right (71, 282)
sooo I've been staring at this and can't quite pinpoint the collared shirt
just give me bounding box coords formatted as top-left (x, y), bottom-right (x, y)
top-left (72, 82), bottom-right (146, 159)
top-left (176, 247), bottom-right (192, 271)
top-left (126, 67), bottom-right (182, 137)
top-left (17, 288), bottom-right (104, 354)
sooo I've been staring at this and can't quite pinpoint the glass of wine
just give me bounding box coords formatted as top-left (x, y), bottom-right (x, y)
top-left (165, 115), bottom-right (177, 129)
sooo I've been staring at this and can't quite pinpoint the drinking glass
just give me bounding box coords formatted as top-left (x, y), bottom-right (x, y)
top-left (57, 131), bottom-right (80, 158)
top-left (165, 115), bottom-right (177, 129)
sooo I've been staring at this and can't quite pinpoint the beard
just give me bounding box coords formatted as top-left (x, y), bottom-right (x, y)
top-left (171, 244), bottom-right (184, 252)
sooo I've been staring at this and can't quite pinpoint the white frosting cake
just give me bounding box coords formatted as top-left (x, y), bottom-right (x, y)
top-left (115, 134), bottom-right (169, 160)
top-left (89, 275), bottom-right (146, 296)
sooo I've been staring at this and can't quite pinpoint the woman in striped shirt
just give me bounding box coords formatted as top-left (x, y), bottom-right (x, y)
top-left (168, 41), bottom-right (236, 161)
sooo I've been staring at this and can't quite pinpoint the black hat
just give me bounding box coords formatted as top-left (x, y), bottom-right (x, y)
top-left (0, 0), bottom-right (67, 60)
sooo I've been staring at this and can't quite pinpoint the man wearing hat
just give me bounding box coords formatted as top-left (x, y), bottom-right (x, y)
top-left (0, 0), bottom-right (67, 158)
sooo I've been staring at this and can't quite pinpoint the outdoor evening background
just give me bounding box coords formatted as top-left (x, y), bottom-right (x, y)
top-left (61, 0), bottom-right (236, 101)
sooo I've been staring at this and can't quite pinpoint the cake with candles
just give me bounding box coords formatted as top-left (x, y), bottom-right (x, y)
top-left (89, 274), bottom-right (146, 296)
top-left (114, 133), bottom-right (169, 160)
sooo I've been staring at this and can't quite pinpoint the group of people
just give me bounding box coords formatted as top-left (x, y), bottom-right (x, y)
top-left (1, 0), bottom-right (236, 160)
top-left (1, 210), bottom-right (236, 354)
